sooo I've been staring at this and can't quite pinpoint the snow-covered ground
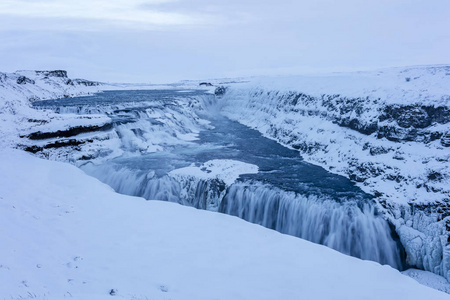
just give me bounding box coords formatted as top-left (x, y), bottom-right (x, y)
top-left (1, 67), bottom-right (450, 297)
top-left (1, 149), bottom-right (449, 300)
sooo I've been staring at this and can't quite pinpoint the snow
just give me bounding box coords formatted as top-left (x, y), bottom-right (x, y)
top-left (169, 159), bottom-right (259, 185)
top-left (0, 70), bottom-right (106, 150)
top-left (0, 149), bottom-right (448, 300)
top-left (1, 66), bottom-right (450, 297)
top-left (215, 65), bottom-right (450, 282)
top-left (239, 65), bottom-right (450, 106)
top-left (403, 268), bottom-right (450, 294)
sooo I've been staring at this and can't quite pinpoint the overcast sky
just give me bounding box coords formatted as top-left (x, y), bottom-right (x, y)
top-left (0, 0), bottom-right (449, 83)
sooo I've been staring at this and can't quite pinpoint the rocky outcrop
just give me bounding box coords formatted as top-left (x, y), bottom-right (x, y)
top-left (23, 138), bottom-right (91, 153)
top-left (442, 132), bottom-right (450, 147)
top-left (17, 76), bottom-right (35, 85)
top-left (214, 86), bottom-right (227, 96)
top-left (35, 70), bottom-right (68, 78)
top-left (378, 105), bottom-right (450, 144)
top-left (71, 79), bottom-right (100, 87)
top-left (24, 123), bottom-right (113, 140)
top-left (258, 90), bottom-right (450, 146)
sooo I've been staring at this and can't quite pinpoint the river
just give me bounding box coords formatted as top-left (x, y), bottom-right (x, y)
top-left (34, 89), bottom-right (405, 269)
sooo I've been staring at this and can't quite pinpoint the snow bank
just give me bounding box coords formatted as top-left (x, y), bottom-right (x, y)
top-left (0, 149), bottom-right (448, 300)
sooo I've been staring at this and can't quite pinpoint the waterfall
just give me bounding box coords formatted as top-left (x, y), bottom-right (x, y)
top-left (37, 90), bottom-right (405, 272)
top-left (83, 161), bottom-right (403, 269)
top-left (220, 182), bottom-right (403, 269)
top-left (81, 163), bottom-right (226, 210)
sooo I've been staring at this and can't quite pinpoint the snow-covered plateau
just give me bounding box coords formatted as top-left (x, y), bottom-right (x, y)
top-left (1, 67), bottom-right (449, 298)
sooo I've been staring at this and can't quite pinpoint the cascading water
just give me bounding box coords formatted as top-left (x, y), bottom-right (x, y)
top-left (82, 160), bottom-right (403, 269)
top-left (81, 162), bottom-right (226, 210)
top-left (33, 89), bottom-right (405, 270)
top-left (220, 182), bottom-right (402, 268)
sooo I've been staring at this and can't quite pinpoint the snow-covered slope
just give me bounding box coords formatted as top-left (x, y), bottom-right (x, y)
top-left (0, 70), bottom-right (111, 152)
top-left (217, 65), bottom-right (450, 280)
top-left (1, 149), bottom-right (448, 300)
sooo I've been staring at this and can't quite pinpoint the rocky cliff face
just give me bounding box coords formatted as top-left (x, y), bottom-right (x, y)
top-left (217, 65), bottom-right (450, 280)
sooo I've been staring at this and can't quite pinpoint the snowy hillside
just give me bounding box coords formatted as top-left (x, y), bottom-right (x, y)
top-left (217, 65), bottom-right (450, 280)
top-left (1, 149), bottom-right (448, 300)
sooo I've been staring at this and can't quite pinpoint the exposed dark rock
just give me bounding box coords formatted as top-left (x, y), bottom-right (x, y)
top-left (25, 123), bottom-right (112, 140)
top-left (409, 202), bottom-right (450, 219)
top-left (393, 155), bottom-right (405, 160)
top-left (395, 106), bottom-right (429, 128)
top-left (385, 174), bottom-right (405, 183)
top-left (27, 119), bottom-right (48, 124)
top-left (16, 76), bottom-right (35, 85)
top-left (380, 105), bottom-right (450, 129)
top-left (79, 155), bottom-right (94, 160)
top-left (299, 94), bottom-right (449, 143)
top-left (23, 145), bottom-right (43, 154)
top-left (73, 79), bottom-right (100, 87)
top-left (337, 117), bottom-right (378, 135)
top-left (214, 86), bottom-right (227, 96)
top-left (362, 143), bottom-right (392, 155)
top-left (423, 106), bottom-right (450, 124)
top-left (199, 82), bottom-right (213, 86)
top-left (44, 139), bottom-right (89, 149)
top-left (278, 92), bottom-right (450, 144)
top-left (291, 141), bottom-right (324, 154)
top-left (348, 161), bottom-right (384, 182)
top-left (377, 125), bottom-right (444, 143)
top-left (23, 138), bottom-right (91, 153)
top-left (428, 171), bottom-right (444, 182)
top-left (441, 132), bottom-right (450, 147)
top-left (36, 70), bottom-right (68, 78)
